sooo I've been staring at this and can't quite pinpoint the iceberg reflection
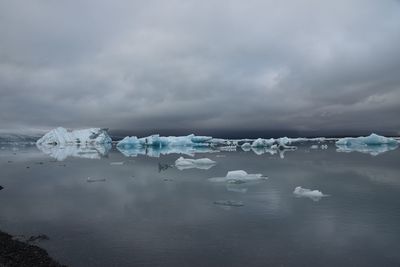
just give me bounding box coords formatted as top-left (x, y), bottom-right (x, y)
top-left (117, 145), bottom-right (217, 158)
top-left (336, 143), bottom-right (398, 156)
top-left (36, 143), bottom-right (111, 161)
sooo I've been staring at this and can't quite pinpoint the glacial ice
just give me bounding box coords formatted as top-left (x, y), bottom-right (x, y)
top-left (175, 157), bottom-right (216, 170)
top-left (335, 133), bottom-right (398, 156)
top-left (336, 133), bottom-right (397, 146)
top-left (209, 170), bottom-right (267, 183)
top-left (37, 127), bottom-right (112, 146)
top-left (117, 134), bottom-right (212, 148)
top-left (293, 186), bottom-right (328, 201)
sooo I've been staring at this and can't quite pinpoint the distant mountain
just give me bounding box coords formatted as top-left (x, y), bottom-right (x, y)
top-left (0, 133), bottom-right (41, 143)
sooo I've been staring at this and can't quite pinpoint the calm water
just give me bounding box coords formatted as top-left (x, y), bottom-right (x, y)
top-left (0, 142), bottom-right (399, 266)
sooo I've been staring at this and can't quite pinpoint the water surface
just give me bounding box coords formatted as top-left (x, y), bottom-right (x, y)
top-left (0, 142), bottom-right (399, 266)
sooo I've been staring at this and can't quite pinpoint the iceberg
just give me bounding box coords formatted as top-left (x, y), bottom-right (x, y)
top-left (335, 133), bottom-right (398, 156)
top-left (37, 127), bottom-right (112, 146)
top-left (117, 134), bottom-right (212, 148)
top-left (241, 142), bottom-right (252, 151)
top-left (251, 138), bottom-right (275, 148)
top-left (209, 170), bottom-right (267, 183)
top-left (175, 157), bottom-right (216, 170)
top-left (293, 186), bottom-right (328, 201)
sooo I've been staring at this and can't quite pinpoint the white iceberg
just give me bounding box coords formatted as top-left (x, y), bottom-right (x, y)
top-left (335, 133), bottom-right (398, 156)
top-left (251, 138), bottom-right (275, 147)
top-left (293, 186), bottom-right (328, 201)
top-left (37, 127), bottom-right (112, 146)
top-left (175, 157), bottom-right (216, 170)
top-left (209, 170), bottom-right (267, 183)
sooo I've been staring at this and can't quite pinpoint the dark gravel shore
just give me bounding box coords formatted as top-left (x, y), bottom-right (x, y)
top-left (0, 230), bottom-right (65, 267)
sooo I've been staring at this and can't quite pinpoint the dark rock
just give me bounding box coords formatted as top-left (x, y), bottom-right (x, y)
top-left (0, 230), bottom-right (65, 267)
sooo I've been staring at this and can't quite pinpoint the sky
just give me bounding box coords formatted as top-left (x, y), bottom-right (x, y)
top-left (0, 0), bottom-right (400, 137)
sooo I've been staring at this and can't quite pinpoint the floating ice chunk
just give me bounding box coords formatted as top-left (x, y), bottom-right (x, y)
top-left (117, 134), bottom-right (212, 148)
top-left (175, 157), bottom-right (216, 170)
top-left (336, 133), bottom-right (398, 156)
top-left (336, 133), bottom-right (397, 146)
top-left (110, 161), bottom-right (124, 165)
top-left (293, 186), bottom-right (328, 201)
top-left (209, 170), bottom-right (267, 183)
top-left (213, 200), bottom-right (244, 207)
top-left (37, 127), bottom-right (112, 146)
top-left (251, 138), bottom-right (275, 147)
top-left (241, 142), bottom-right (251, 151)
top-left (310, 145), bottom-right (319, 149)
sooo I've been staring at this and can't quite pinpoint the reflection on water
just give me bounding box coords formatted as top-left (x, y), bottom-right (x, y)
top-left (336, 143), bottom-right (398, 156)
top-left (36, 143), bottom-right (111, 161)
top-left (117, 145), bottom-right (217, 158)
top-left (0, 143), bottom-right (400, 267)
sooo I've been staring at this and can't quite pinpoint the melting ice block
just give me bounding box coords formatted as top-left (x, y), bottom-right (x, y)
top-left (175, 157), bottom-right (216, 170)
top-left (335, 133), bottom-right (398, 156)
top-left (37, 127), bottom-right (112, 146)
top-left (117, 134), bottom-right (212, 148)
top-left (209, 170), bottom-right (267, 183)
top-left (293, 186), bottom-right (328, 201)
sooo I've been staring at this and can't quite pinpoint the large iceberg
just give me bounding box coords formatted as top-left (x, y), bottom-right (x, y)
top-left (335, 133), bottom-right (398, 156)
top-left (37, 127), bottom-right (112, 146)
top-left (175, 157), bottom-right (216, 170)
top-left (209, 170), bottom-right (268, 183)
top-left (117, 134), bottom-right (212, 149)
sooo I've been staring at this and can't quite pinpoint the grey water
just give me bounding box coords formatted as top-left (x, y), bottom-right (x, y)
top-left (0, 142), bottom-right (400, 266)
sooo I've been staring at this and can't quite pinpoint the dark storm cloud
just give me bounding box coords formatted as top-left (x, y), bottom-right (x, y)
top-left (1, 0), bottom-right (400, 135)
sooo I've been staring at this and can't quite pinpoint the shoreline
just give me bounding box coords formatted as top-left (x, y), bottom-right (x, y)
top-left (0, 230), bottom-right (65, 267)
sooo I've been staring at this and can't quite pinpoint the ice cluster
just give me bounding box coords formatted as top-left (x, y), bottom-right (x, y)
top-left (117, 134), bottom-right (212, 148)
top-left (336, 133), bottom-right (398, 156)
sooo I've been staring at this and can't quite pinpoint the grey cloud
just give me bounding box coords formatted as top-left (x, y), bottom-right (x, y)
top-left (0, 0), bottom-right (399, 135)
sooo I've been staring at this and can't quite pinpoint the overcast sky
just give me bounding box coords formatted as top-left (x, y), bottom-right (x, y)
top-left (1, 0), bottom-right (399, 136)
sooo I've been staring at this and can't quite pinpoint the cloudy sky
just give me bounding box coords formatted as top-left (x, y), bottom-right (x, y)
top-left (1, 0), bottom-right (399, 136)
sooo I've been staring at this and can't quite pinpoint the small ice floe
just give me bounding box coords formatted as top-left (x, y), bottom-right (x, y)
top-left (86, 177), bottom-right (106, 183)
top-left (219, 146), bottom-right (237, 152)
top-left (213, 200), bottom-right (244, 207)
top-left (209, 170), bottom-right (267, 184)
top-left (226, 184), bottom-right (248, 193)
top-left (110, 161), bottom-right (124, 165)
top-left (310, 145), bottom-right (319, 149)
top-left (175, 157), bottom-right (216, 170)
top-left (241, 142), bottom-right (252, 151)
top-left (215, 154), bottom-right (226, 158)
top-left (321, 144), bottom-right (328, 149)
top-left (293, 186), bottom-right (328, 201)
